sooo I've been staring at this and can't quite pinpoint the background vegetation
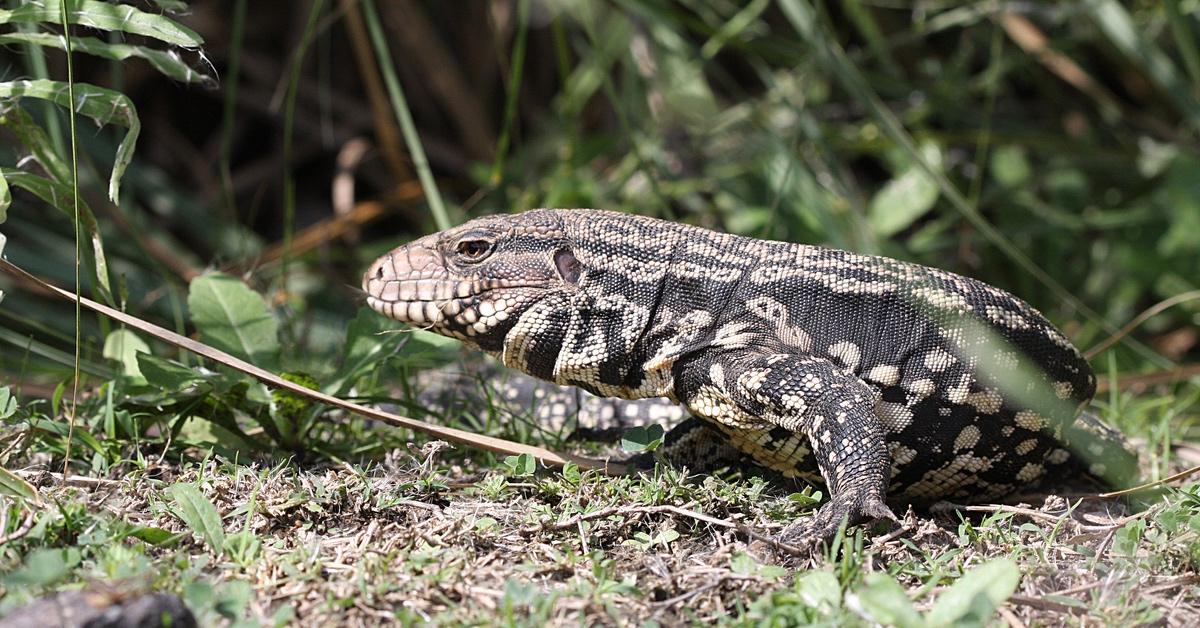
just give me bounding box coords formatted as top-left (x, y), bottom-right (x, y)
top-left (0, 0), bottom-right (1197, 624)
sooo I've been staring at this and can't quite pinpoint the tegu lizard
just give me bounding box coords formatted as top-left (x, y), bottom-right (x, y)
top-left (362, 209), bottom-right (1137, 541)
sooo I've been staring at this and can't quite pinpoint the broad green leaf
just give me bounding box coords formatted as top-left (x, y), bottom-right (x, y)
top-left (102, 329), bottom-right (150, 380)
top-left (0, 0), bottom-right (204, 48)
top-left (926, 558), bottom-right (1021, 627)
top-left (0, 33), bottom-right (214, 85)
top-left (621, 423), bottom-right (665, 453)
top-left (168, 483), bottom-right (226, 553)
top-left (868, 142), bottom-right (942, 238)
top-left (0, 168), bottom-right (112, 300)
top-left (138, 354), bottom-right (208, 391)
top-left (0, 385), bottom-right (16, 419)
top-left (188, 272), bottom-right (280, 370)
top-left (0, 467), bottom-right (40, 503)
top-left (852, 573), bottom-right (923, 628)
top-left (793, 570), bottom-right (842, 610)
top-left (0, 79), bottom-right (140, 204)
top-left (3, 548), bottom-right (80, 587)
top-left (503, 453), bottom-right (536, 477)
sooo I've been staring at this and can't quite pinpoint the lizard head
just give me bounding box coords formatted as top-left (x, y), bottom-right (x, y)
top-left (362, 210), bottom-right (581, 353)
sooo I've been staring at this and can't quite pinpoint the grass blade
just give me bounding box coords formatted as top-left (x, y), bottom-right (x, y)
top-left (359, 0), bottom-right (451, 231)
top-left (490, 0), bottom-right (531, 185)
top-left (0, 0), bottom-right (204, 48)
top-left (1089, 0), bottom-right (1200, 132)
top-left (168, 483), bottom-right (226, 553)
top-left (775, 0), bottom-right (1171, 367)
top-left (0, 168), bottom-right (111, 301)
top-left (0, 79), bottom-right (140, 205)
top-left (0, 33), bottom-right (214, 85)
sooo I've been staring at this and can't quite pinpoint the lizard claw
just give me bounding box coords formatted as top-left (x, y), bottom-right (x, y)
top-left (778, 491), bottom-right (898, 545)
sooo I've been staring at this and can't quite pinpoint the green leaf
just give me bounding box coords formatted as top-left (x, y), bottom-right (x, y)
top-left (788, 488), bottom-right (823, 507)
top-left (730, 552), bottom-right (758, 576)
top-left (0, 467), bottom-right (40, 503)
top-left (0, 165), bottom-right (9, 221)
top-left (730, 552), bottom-right (787, 582)
top-left (103, 329), bottom-right (150, 380)
top-left (31, 415), bottom-right (106, 454)
top-left (148, 0), bottom-right (190, 12)
top-left (188, 272), bottom-right (280, 370)
top-left (0, 33), bottom-right (214, 85)
top-left (868, 141), bottom-right (943, 238)
top-left (330, 307), bottom-right (409, 394)
top-left (168, 483), bottom-right (226, 553)
top-left (1112, 519), bottom-right (1146, 556)
top-left (1, 104), bottom-right (71, 182)
top-left (3, 548), bottom-right (80, 587)
top-left (621, 423), bottom-right (665, 453)
top-left (561, 462), bottom-right (581, 485)
top-left (503, 453), bottom-right (536, 477)
top-left (0, 0), bottom-right (204, 48)
top-left (989, 145), bottom-right (1032, 188)
top-left (138, 354), bottom-right (208, 391)
top-left (0, 168), bottom-right (111, 299)
top-left (853, 572), bottom-right (923, 628)
top-left (0, 79), bottom-right (140, 204)
top-left (926, 558), bottom-right (1021, 628)
top-left (794, 571), bottom-right (842, 611)
top-left (0, 385), bottom-right (17, 420)
top-left (127, 526), bottom-right (179, 546)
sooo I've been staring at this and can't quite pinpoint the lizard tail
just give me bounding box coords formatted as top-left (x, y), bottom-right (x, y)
top-left (1057, 410), bottom-right (1141, 491)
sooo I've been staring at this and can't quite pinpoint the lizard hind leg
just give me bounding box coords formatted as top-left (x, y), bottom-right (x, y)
top-left (680, 352), bottom-right (899, 544)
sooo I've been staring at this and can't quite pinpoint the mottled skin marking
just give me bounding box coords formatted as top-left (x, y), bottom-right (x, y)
top-left (364, 209), bottom-right (1138, 542)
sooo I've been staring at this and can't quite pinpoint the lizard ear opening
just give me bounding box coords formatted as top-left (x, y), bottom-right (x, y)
top-left (555, 248), bottom-right (582, 284)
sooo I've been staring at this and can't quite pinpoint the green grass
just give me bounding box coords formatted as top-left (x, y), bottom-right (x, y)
top-left (1, 0), bottom-right (1199, 624)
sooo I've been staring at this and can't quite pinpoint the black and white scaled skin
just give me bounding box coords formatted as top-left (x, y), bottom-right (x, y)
top-left (363, 209), bottom-right (1136, 542)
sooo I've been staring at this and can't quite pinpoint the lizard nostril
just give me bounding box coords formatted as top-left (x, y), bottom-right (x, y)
top-left (375, 266), bottom-right (385, 280)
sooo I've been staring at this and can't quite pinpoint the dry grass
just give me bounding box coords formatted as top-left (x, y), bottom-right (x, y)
top-left (7, 435), bottom-right (1199, 626)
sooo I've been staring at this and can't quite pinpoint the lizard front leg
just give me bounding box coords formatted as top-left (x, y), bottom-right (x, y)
top-left (676, 352), bottom-right (898, 542)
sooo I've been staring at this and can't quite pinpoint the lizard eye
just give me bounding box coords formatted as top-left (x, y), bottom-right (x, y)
top-left (454, 238), bottom-right (493, 261)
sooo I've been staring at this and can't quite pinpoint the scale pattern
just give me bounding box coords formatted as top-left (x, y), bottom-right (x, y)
top-left (363, 209), bottom-right (1138, 540)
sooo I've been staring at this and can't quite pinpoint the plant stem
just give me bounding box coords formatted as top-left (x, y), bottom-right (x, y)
top-left (360, 0), bottom-right (451, 230)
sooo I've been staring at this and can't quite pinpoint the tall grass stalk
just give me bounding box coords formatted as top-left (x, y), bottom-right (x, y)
top-left (57, 0), bottom-right (82, 476)
top-left (490, 0), bottom-right (531, 185)
top-left (360, 0), bottom-right (451, 231)
top-left (281, 0), bottom-right (327, 296)
top-left (219, 0), bottom-right (248, 218)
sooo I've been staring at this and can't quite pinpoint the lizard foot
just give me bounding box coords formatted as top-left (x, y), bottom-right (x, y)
top-left (779, 490), bottom-right (899, 545)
